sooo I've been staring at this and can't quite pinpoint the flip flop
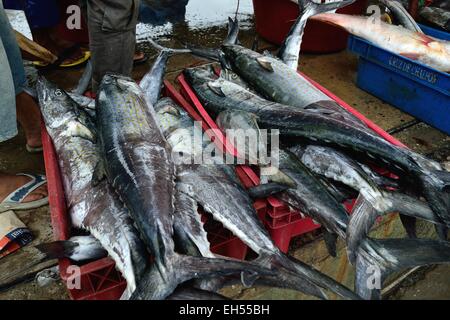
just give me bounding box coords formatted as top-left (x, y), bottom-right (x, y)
top-left (26, 144), bottom-right (43, 153)
top-left (33, 50), bottom-right (91, 68)
top-left (0, 174), bottom-right (48, 213)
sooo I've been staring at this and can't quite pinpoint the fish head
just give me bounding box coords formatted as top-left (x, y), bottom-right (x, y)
top-left (37, 76), bottom-right (74, 119)
top-left (99, 73), bottom-right (141, 96)
top-left (183, 66), bottom-right (217, 87)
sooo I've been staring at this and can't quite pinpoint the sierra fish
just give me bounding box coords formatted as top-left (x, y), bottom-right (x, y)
top-left (37, 77), bottom-right (149, 299)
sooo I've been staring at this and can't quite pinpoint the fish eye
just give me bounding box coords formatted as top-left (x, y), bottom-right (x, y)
top-left (55, 90), bottom-right (63, 97)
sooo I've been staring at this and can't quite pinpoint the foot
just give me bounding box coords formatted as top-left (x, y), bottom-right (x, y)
top-left (16, 92), bottom-right (42, 149)
top-left (0, 173), bottom-right (48, 204)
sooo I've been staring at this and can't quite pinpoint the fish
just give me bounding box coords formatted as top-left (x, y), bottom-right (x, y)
top-left (278, 0), bottom-right (356, 70)
top-left (379, 0), bottom-right (422, 33)
top-left (419, 6), bottom-right (450, 33)
top-left (96, 74), bottom-right (274, 300)
top-left (183, 66), bottom-right (450, 229)
top-left (37, 77), bottom-right (150, 299)
top-left (153, 97), bottom-right (361, 300)
top-left (311, 13), bottom-right (450, 72)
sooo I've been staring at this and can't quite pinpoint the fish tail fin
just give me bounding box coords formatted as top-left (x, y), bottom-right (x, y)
top-left (224, 16), bottom-right (240, 45)
top-left (266, 253), bottom-right (361, 300)
top-left (355, 238), bottom-right (450, 299)
top-left (130, 254), bottom-right (274, 300)
top-left (35, 241), bottom-right (77, 261)
top-left (347, 191), bottom-right (444, 265)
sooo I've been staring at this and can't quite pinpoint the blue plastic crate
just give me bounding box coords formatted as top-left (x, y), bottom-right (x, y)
top-left (347, 29), bottom-right (450, 135)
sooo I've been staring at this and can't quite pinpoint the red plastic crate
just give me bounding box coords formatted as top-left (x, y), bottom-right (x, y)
top-left (252, 0), bottom-right (368, 53)
top-left (175, 68), bottom-right (405, 253)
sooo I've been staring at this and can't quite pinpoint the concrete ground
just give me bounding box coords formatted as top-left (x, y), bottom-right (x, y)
top-left (0, 13), bottom-right (449, 300)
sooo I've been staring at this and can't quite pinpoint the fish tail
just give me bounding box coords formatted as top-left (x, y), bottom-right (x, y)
top-left (347, 191), bottom-right (444, 265)
top-left (224, 16), bottom-right (240, 45)
top-left (130, 254), bottom-right (275, 300)
top-left (35, 241), bottom-right (76, 260)
top-left (355, 238), bottom-right (450, 299)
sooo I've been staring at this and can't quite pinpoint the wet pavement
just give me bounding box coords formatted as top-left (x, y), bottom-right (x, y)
top-left (1, 0), bottom-right (449, 300)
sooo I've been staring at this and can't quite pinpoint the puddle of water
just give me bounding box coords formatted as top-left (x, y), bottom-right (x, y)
top-left (137, 0), bottom-right (254, 43)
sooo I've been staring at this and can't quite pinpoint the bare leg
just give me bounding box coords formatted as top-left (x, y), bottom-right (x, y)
top-left (0, 173), bottom-right (47, 203)
top-left (16, 92), bottom-right (42, 148)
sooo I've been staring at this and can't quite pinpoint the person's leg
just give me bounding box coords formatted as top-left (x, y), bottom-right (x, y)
top-left (87, 0), bottom-right (140, 92)
top-left (0, 3), bottom-right (18, 143)
top-left (0, 4), bottom-right (47, 202)
top-left (0, 173), bottom-right (47, 203)
top-left (0, 3), bottom-right (42, 149)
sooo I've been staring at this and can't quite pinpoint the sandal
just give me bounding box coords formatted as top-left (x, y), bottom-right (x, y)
top-left (33, 50), bottom-right (91, 68)
top-left (0, 174), bottom-right (48, 213)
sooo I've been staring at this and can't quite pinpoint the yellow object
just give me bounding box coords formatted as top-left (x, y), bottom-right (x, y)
top-left (33, 50), bottom-right (91, 68)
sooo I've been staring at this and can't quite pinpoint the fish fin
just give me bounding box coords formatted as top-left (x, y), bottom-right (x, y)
top-left (256, 57), bottom-right (274, 72)
top-left (132, 254), bottom-right (274, 300)
top-left (399, 52), bottom-right (421, 60)
top-left (347, 191), bottom-right (444, 265)
top-left (247, 182), bottom-right (291, 199)
top-left (224, 16), bottom-right (240, 45)
top-left (207, 81), bottom-right (226, 97)
top-left (35, 240), bottom-right (77, 260)
top-left (66, 120), bottom-right (96, 142)
top-left (322, 229), bottom-right (338, 257)
top-left (355, 238), bottom-right (450, 299)
top-left (398, 214), bottom-right (417, 238)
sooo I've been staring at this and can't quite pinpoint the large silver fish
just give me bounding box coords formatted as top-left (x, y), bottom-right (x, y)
top-left (311, 13), bottom-right (450, 72)
top-left (37, 77), bottom-right (149, 299)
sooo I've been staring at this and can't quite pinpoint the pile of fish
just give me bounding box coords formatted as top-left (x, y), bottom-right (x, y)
top-left (36, 0), bottom-right (450, 300)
